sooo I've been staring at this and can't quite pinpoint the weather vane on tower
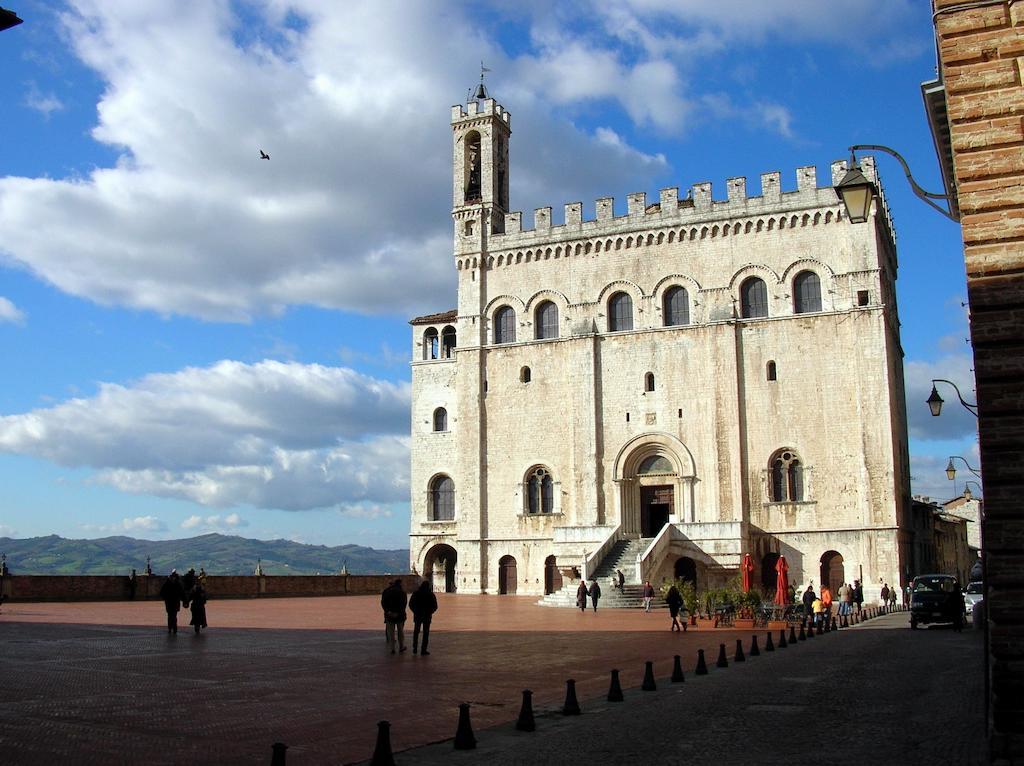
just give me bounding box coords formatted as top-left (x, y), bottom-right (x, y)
top-left (468, 61), bottom-right (492, 102)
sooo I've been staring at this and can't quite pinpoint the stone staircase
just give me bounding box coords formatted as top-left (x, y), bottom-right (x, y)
top-left (537, 537), bottom-right (665, 609)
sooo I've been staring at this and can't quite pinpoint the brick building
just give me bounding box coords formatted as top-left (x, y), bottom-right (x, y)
top-left (409, 92), bottom-right (911, 605)
top-left (928, 0), bottom-right (1024, 759)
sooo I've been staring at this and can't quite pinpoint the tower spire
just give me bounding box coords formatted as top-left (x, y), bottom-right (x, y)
top-left (471, 62), bottom-right (492, 101)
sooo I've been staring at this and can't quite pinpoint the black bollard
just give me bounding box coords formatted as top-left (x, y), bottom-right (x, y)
top-left (831, 617), bottom-right (838, 632)
top-left (734, 638), bottom-right (746, 662)
top-left (516, 690), bottom-right (535, 732)
top-left (806, 621), bottom-right (815, 639)
top-left (672, 655), bottom-right (685, 682)
top-left (454, 703), bottom-right (476, 750)
top-left (716, 643), bottom-right (729, 668)
top-left (370, 723), bottom-right (394, 766)
top-left (563, 679), bottom-right (581, 715)
top-left (749, 634), bottom-right (760, 656)
top-left (778, 629), bottom-right (788, 649)
top-left (642, 660), bottom-right (657, 691)
top-left (798, 623), bottom-right (807, 641)
top-left (816, 621), bottom-right (824, 636)
top-left (607, 669), bottom-right (624, 701)
top-left (695, 648), bottom-right (709, 675)
top-left (765, 631), bottom-right (775, 651)
top-left (271, 742), bottom-right (288, 766)
top-left (789, 625), bottom-right (798, 644)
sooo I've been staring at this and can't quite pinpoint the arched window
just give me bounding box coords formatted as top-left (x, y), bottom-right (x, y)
top-left (638, 455), bottom-right (674, 475)
top-left (663, 286), bottom-right (689, 326)
top-left (520, 366), bottom-right (531, 383)
top-left (608, 292), bottom-right (633, 331)
top-left (535, 301), bottom-right (559, 340)
top-left (429, 475), bottom-right (455, 521)
top-left (527, 467), bottom-right (554, 514)
top-left (433, 407), bottom-right (447, 432)
top-left (741, 277), bottom-right (768, 318)
top-left (494, 305), bottom-right (516, 344)
top-left (769, 449), bottom-right (804, 502)
top-left (464, 131), bottom-right (481, 204)
top-left (767, 360), bottom-right (777, 381)
top-left (645, 372), bottom-right (655, 392)
top-left (793, 270), bottom-right (822, 313)
top-left (423, 328), bottom-right (439, 360)
top-left (441, 325), bottom-right (457, 358)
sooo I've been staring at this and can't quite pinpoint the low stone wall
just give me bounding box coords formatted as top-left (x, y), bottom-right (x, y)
top-left (0, 574), bottom-right (420, 602)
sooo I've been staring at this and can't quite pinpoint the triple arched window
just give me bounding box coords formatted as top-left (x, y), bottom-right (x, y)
top-left (663, 286), bottom-right (690, 326)
top-left (793, 271), bottom-right (822, 314)
top-left (769, 449), bottom-right (803, 502)
top-left (526, 467), bottom-right (554, 514)
top-left (740, 277), bottom-right (768, 319)
top-left (535, 301), bottom-right (559, 340)
top-left (494, 305), bottom-right (516, 344)
top-left (608, 292), bottom-right (633, 331)
top-left (429, 475), bottom-right (455, 521)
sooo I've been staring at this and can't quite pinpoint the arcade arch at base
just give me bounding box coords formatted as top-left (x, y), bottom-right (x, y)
top-left (423, 544), bottom-right (458, 593)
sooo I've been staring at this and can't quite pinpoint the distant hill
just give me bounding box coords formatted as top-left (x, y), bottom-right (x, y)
top-left (0, 533), bottom-right (409, 576)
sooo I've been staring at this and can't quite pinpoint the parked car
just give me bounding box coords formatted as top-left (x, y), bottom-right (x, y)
top-left (910, 574), bottom-right (966, 631)
top-left (963, 581), bottom-right (984, 616)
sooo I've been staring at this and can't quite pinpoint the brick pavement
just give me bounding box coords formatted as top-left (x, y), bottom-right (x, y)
top-left (0, 597), bottom-right (984, 764)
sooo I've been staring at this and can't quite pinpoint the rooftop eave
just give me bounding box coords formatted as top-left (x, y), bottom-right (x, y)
top-left (921, 78), bottom-right (960, 221)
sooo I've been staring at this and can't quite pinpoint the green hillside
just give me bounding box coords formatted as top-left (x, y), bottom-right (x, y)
top-left (0, 533), bottom-right (408, 576)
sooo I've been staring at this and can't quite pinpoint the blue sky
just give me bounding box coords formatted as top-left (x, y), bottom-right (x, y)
top-left (0, 1), bottom-right (979, 549)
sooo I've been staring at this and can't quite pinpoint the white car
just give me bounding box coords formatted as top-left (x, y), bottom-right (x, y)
top-left (963, 581), bottom-right (984, 614)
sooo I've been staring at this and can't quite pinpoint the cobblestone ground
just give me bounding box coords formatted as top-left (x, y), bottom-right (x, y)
top-left (0, 598), bottom-right (983, 765)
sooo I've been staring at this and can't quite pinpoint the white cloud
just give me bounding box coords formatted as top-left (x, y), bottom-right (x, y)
top-left (0, 359), bottom-right (410, 511)
top-left (122, 515), bottom-right (166, 532)
top-left (338, 503), bottom-right (393, 520)
top-left (0, 524), bottom-right (17, 537)
top-left (904, 353), bottom-right (978, 442)
top-left (0, 297), bottom-right (25, 325)
top-left (24, 83), bottom-right (65, 118)
top-left (181, 512), bottom-right (248, 532)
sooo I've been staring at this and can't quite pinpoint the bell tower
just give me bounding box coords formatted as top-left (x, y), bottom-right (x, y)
top-left (451, 81), bottom-right (510, 237)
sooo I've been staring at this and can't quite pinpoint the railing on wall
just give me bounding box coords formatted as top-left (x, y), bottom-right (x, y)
top-left (637, 523), bottom-right (675, 583)
top-left (582, 525), bottom-right (623, 581)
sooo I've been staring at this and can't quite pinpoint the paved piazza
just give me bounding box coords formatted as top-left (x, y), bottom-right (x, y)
top-left (0, 596), bottom-right (984, 764)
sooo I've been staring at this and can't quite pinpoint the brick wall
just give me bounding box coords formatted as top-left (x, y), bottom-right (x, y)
top-left (0, 574), bottom-right (419, 602)
top-left (933, 0), bottom-right (1024, 760)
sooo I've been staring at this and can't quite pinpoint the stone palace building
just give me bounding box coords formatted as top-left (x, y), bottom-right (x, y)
top-left (409, 92), bottom-right (911, 604)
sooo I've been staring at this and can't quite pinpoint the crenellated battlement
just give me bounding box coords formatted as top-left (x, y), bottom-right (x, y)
top-left (451, 98), bottom-right (511, 127)
top-left (483, 158), bottom-right (893, 251)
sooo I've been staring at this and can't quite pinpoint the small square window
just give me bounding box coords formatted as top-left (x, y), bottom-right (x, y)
top-left (857, 290), bottom-right (869, 307)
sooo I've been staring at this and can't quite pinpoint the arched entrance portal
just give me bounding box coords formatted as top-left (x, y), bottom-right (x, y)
top-left (614, 433), bottom-right (696, 535)
top-left (821, 551), bottom-right (845, 594)
top-left (544, 555), bottom-right (563, 595)
top-left (423, 544), bottom-right (457, 593)
top-left (761, 552), bottom-right (780, 593)
top-left (675, 556), bottom-right (697, 588)
top-left (498, 555), bottom-right (518, 595)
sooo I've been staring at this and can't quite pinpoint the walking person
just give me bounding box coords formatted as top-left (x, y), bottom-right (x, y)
top-left (820, 583), bottom-right (834, 627)
top-left (409, 580), bottom-right (438, 655)
top-left (182, 568), bottom-right (196, 608)
top-left (665, 585), bottom-right (685, 631)
top-left (853, 579), bottom-right (864, 613)
top-left (576, 580), bottom-right (589, 613)
top-left (380, 579), bottom-right (408, 654)
top-left (189, 581), bottom-right (208, 634)
top-left (615, 569), bottom-right (625, 591)
top-left (642, 580), bottom-right (655, 612)
top-left (158, 569), bottom-right (185, 635)
top-left (588, 578), bottom-right (601, 612)
top-left (802, 585), bottom-right (816, 625)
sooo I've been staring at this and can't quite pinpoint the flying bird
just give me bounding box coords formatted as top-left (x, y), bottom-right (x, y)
top-left (259, 149), bottom-right (270, 160)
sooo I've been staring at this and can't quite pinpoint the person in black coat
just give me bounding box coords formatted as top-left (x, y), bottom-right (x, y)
top-left (159, 570), bottom-right (185, 634)
top-left (576, 581), bottom-right (588, 612)
top-left (380, 579), bottom-right (408, 654)
top-left (409, 580), bottom-right (438, 655)
top-left (802, 585), bottom-right (816, 625)
top-left (588, 579), bottom-right (601, 612)
top-left (665, 585), bottom-right (685, 631)
top-left (189, 582), bottom-right (208, 634)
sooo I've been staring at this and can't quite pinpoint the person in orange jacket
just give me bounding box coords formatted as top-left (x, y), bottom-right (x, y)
top-left (820, 584), bottom-right (834, 627)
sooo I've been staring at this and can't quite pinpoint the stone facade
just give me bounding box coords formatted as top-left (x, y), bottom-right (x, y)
top-left (409, 96), bottom-right (911, 606)
top-left (931, 1), bottom-right (1024, 758)
top-left (943, 493), bottom-right (984, 553)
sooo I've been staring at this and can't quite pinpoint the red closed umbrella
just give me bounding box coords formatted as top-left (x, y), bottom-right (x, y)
top-left (741, 553), bottom-right (754, 593)
top-left (774, 555), bottom-right (790, 605)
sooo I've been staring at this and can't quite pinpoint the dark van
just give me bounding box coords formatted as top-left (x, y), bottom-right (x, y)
top-left (910, 574), bottom-right (966, 631)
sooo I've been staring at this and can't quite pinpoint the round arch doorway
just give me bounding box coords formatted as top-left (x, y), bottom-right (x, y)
top-left (761, 552), bottom-right (780, 593)
top-left (423, 544), bottom-right (457, 593)
top-left (820, 550), bottom-right (845, 594)
top-left (675, 556), bottom-right (697, 588)
top-left (498, 555), bottom-right (518, 595)
top-left (544, 555), bottom-right (563, 595)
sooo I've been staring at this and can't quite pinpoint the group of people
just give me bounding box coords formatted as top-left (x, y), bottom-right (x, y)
top-left (576, 579), bottom-right (602, 612)
top-left (803, 578), bottom-right (899, 625)
top-left (380, 578), bottom-right (438, 655)
top-left (158, 568), bottom-right (208, 635)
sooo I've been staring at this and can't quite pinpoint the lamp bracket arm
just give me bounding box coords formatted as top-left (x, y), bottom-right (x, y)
top-left (849, 144), bottom-right (959, 222)
top-left (933, 378), bottom-right (980, 416)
